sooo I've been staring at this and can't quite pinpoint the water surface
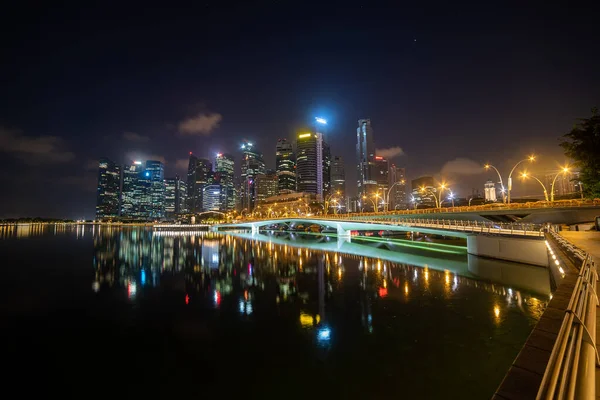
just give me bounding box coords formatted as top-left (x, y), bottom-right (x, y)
top-left (1, 225), bottom-right (548, 399)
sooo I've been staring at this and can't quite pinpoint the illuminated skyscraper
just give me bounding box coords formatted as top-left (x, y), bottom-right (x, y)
top-left (296, 132), bottom-right (319, 194)
top-left (276, 139), bottom-right (296, 194)
top-left (484, 179), bottom-right (497, 202)
top-left (411, 176), bottom-right (436, 208)
top-left (215, 153), bottom-right (235, 211)
top-left (240, 142), bottom-right (265, 211)
top-left (374, 156), bottom-right (389, 196)
top-left (195, 158), bottom-right (213, 212)
top-left (202, 184), bottom-right (222, 211)
top-left (322, 140), bottom-right (331, 199)
top-left (389, 165), bottom-right (407, 210)
top-left (96, 158), bottom-right (121, 219)
top-left (165, 175), bottom-right (187, 218)
top-left (254, 171), bottom-right (278, 203)
top-left (331, 156), bottom-right (345, 207)
top-left (145, 160), bottom-right (165, 219)
top-left (121, 161), bottom-right (145, 218)
top-left (186, 153), bottom-right (198, 212)
top-left (356, 119), bottom-right (376, 198)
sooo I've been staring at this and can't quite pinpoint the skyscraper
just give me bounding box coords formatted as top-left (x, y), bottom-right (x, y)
top-left (276, 139), bottom-right (296, 194)
top-left (215, 153), bottom-right (235, 211)
top-left (356, 119), bottom-right (376, 198)
top-left (240, 142), bottom-right (266, 211)
top-left (322, 140), bottom-right (331, 199)
top-left (254, 171), bottom-right (278, 204)
top-left (202, 184), bottom-right (222, 211)
top-left (389, 165), bottom-right (407, 210)
top-left (165, 175), bottom-right (187, 218)
top-left (96, 157), bottom-right (121, 219)
top-left (195, 158), bottom-right (213, 212)
top-left (121, 161), bottom-right (145, 218)
top-left (296, 132), bottom-right (318, 194)
top-left (374, 156), bottom-right (389, 200)
top-left (331, 156), bottom-right (346, 205)
top-left (145, 160), bottom-right (165, 219)
top-left (186, 153), bottom-right (198, 213)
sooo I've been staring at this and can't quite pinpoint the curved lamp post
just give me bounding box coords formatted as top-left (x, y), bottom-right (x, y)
top-left (521, 172), bottom-right (549, 201)
top-left (507, 155), bottom-right (536, 204)
top-left (550, 166), bottom-right (570, 202)
top-left (362, 195), bottom-right (378, 212)
top-left (384, 180), bottom-right (406, 212)
top-left (420, 183), bottom-right (448, 208)
top-left (484, 163), bottom-right (506, 203)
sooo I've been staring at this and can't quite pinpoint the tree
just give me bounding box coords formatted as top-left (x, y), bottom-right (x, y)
top-left (560, 108), bottom-right (600, 199)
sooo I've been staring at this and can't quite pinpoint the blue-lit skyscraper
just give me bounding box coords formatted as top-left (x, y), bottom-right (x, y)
top-left (96, 157), bottom-right (121, 219)
top-left (145, 160), bottom-right (165, 219)
top-left (202, 184), bottom-right (222, 211)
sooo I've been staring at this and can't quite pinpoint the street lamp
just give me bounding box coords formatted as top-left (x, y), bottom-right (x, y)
top-left (507, 155), bottom-right (535, 204)
top-left (484, 163), bottom-right (506, 203)
top-left (521, 172), bottom-right (549, 201)
top-left (362, 195), bottom-right (377, 212)
top-left (550, 166), bottom-right (570, 202)
top-left (384, 179), bottom-right (406, 212)
top-left (420, 183), bottom-right (448, 208)
top-left (324, 191), bottom-right (341, 215)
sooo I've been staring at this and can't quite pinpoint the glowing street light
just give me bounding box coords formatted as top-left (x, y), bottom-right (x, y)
top-left (507, 155), bottom-right (535, 204)
top-left (550, 166), bottom-right (570, 202)
top-left (521, 171), bottom-right (549, 201)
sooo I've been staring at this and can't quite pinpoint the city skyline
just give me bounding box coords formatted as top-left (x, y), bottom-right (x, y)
top-left (1, 4), bottom-right (599, 218)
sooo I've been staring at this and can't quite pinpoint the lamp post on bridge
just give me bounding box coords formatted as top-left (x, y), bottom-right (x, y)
top-left (484, 163), bottom-right (506, 203)
top-left (383, 179), bottom-right (406, 213)
top-left (521, 172), bottom-right (549, 201)
top-left (507, 155), bottom-right (536, 204)
top-left (550, 166), bottom-right (570, 202)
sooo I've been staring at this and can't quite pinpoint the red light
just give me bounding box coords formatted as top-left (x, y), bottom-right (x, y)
top-left (185, 294), bottom-right (190, 304)
top-left (375, 156), bottom-right (383, 160)
top-left (189, 151), bottom-right (192, 155)
top-left (378, 287), bottom-right (388, 297)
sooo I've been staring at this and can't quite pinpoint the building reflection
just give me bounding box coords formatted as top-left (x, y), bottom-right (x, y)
top-left (91, 229), bottom-right (550, 339)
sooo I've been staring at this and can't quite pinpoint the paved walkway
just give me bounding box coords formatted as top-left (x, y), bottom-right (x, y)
top-left (559, 231), bottom-right (600, 399)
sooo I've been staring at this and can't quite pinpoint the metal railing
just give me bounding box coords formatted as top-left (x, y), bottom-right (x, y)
top-left (536, 230), bottom-right (598, 399)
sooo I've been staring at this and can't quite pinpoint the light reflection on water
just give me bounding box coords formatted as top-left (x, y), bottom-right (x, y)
top-left (1, 224), bottom-right (550, 399)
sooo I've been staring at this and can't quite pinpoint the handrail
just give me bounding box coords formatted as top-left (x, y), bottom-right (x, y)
top-left (536, 230), bottom-right (598, 399)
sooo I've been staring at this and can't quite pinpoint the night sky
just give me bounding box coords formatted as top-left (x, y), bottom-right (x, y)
top-left (1, 3), bottom-right (599, 219)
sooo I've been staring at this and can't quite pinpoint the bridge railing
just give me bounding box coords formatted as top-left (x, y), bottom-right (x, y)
top-left (535, 229), bottom-right (598, 399)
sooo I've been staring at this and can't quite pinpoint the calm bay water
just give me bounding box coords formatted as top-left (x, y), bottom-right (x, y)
top-left (1, 224), bottom-right (548, 399)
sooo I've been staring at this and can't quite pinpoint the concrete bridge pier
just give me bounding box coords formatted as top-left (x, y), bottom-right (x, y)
top-left (251, 224), bottom-right (259, 235)
top-left (337, 235), bottom-right (351, 249)
top-left (336, 223), bottom-right (350, 238)
top-left (466, 234), bottom-right (548, 266)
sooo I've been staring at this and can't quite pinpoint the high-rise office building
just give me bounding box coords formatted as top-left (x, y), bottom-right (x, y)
top-left (411, 176), bottom-right (436, 208)
top-left (202, 184), bottom-right (222, 211)
top-left (322, 140), bottom-right (331, 199)
top-left (331, 156), bottom-right (345, 202)
top-left (254, 171), bottom-right (278, 204)
top-left (145, 160), bottom-right (165, 219)
top-left (121, 161), bottom-right (145, 218)
top-left (240, 142), bottom-right (266, 211)
top-left (96, 158), bottom-right (121, 219)
top-left (215, 153), bottom-right (235, 211)
top-left (276, 139), bottom-right (296, 194)
top-left (374, 156), bottom-right (389, 194)
top-left (195, 158), bottom-right (213, 212)
top-left (186, 153), bottom-right (198, 213)
top-left (389, 165), bottom-right (407, 210)
top-left (165, 176), bottom-right (187, 218)
top-left (356, 119), bottom-right (377, 198)
top-left (296, 132), bottom-right (318, 194)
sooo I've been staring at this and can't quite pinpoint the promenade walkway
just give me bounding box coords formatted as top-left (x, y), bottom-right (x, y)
top-left (559, 231), bottom-right (600, 400)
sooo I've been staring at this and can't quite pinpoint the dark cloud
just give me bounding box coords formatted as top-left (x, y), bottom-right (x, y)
top-left (123, 131), bottom-right (150, 142)
top-left (178, 112), bottom-right (222, 135)
top-left (0, 127), bottom-right (74, 164)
